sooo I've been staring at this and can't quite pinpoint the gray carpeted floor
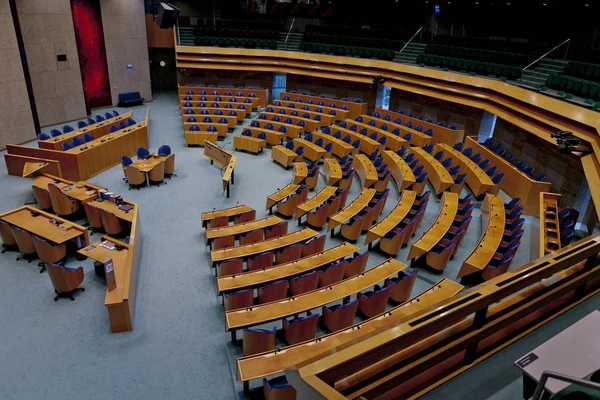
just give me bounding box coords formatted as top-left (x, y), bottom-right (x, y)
top-left (0, 91), bottom-right (596, 400)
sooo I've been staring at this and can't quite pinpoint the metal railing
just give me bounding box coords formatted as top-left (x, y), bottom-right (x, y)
top-left (520, 38), bottom-right (570, 84)
top-left (398, 27), bottom-right (423, 59)
top-left (284, 18), bottom-right (295, 50)
top-left (532, 371), bottom-right (600, 400)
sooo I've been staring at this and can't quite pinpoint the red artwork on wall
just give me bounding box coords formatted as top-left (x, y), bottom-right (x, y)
top-left (70, 0), bottom-right (112, 113)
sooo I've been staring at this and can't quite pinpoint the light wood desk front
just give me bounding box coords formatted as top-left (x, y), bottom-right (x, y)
top-left (251, 119), bottom-right (302, 138)
top-left (346, 120), bottom-right (407, 152)
top-left (236, 277), bottom-right (463, 383)
top-left (313, 132), bottom-right (354, 158)
top-left (216, 242), bottom-right (358, 294)
top-left (408, 191), bottom-right (459, 260)
top-left (225, 258), bottom-right (406, 331)
top-left (270, 105), bottom-right (334, 127)
top-left (354, 154), bottom-right (378, 188)
top-left (360, 115), bottom-right (432, 147)
top-left (202, 205), bottom-right (255, 228)
top-left (181, 105), bottom-right (248, 120)
top-left (295, 186), bottom-right (337, 220)
top-left (411, 147), bottom-right (455, 195)
top-left (365, 190), bottom-right (417, 245)
top-left (328, 188), bottom-right (376, 232)
top-left (85, 199), bottom-right (136, 223)
top-left (322, 157), bottom-right (342, 186)
top-left (243, 126), bottom-right (286, 146)
top-left (276, 100), bottom-right (349, 121)
top-left (260, 112), bottom-right (318, 132)
top-left (32, 174), bottom-right (106, 202)
top-left (382, 150), bottom-right (416, 191)
top-left (458, 194), bottom-right (506, 278)
top-left (465, 137), bottom-right (551, 215)
top-left (182, 122), bottom-right (229, 136)
top-left (37, 111), bottom-right (133, 150)
top-left (336, 126), bottom-right (383, 155)
top-left (293, 138), bottom-right (326, 162)
top-left (266, 184), bottom-right (300, 212)
top-left (0, 206), bottom-right (89, 246)
top-left (435, 143), bottom-right (495, 197)
top-left (293, 162), bottom-right (308, 185)
top-left (210, 228), bottom-right (318, 267)
top-left (279, 91), bottom-right (367, 118)
top-left (205, 215), bottom-right (283, 245)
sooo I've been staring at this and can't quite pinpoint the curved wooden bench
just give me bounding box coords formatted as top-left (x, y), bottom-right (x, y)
top-left (328, 188), bottom-right (376, 232)
top-left (250, 118), bottom-right (302, 138)
top-left (279, 91), bottom-right (367, 118)
top-left (295, 186), bottom-right (337, 220)
top-left (346, 119), bottom-right (407, 152)
top-left (276, 100), bottom-right (349, 121)
top-left (271, 145), bottom-right (299, 168)
top-left (202, 205), bottom-right (255, 228)
top-left (360, 114), bottom-right (432, 147)
top-left (266, 184), bottom-right (300, 213)
top-left (365, 190), bottom-right (417, 247)
top-left (322, 157), bottom-right (342, 186)
top-left (354, 154), bottom-right (378, 188)
top-left (179, 94), bottom-right (259, 109)
top-left (293, 138), bottom-right (326, 162)
top-left (435, 143), bottom-right (495, 197)
top-left (410, 147), bottom-right (455, 195)
top-left (335, 126), bottom-right (383, 155)
top-left (408, 191), bottom-right (459, 260)
top-left (216, 242), bottom-right (359, 295)
top-left (236, 277), bottom-right (463, 386)
top-left (458, 194), bottom-right (506, 279)
top-left (313, 131), bottom-right (355, 158)
top-left (205, 215), bottom-right (283, 246)
top-left (382, 150), bottom-right (416, 191)
top-left (269, 105), bottom-right (335, 126)
top-left (261, 112), bottom-right (318, 132)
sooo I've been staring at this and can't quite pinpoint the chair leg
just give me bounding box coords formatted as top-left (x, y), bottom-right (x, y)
top-left (54, 287), bottom-right (85, 302)
top-left (38, 262), bottom-right (46, 273)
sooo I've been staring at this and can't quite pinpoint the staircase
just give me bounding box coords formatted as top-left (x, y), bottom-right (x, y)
top-left (277, 32), bottom-right (302, 51)
top-left (179, 27), bottom-right (195, 46)
top-left (395, 43), bottom-right (427, 65)
top-left (519, 59), bottom-right (568, 89)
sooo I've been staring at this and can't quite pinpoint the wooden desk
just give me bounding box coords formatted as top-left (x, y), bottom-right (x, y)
top-left (293, 138), bottom-right (326, 162)
top-left (313, 132), bottom-right (354, 158)
top-left (204, 142), bottom-right (236, 197)
top-left (216, 242), bottom-right (358, 295)
top-left (295, 186), bottom-right (337, 220)
top-left (376, 107), bottom-right (465, 146)
top-left (277, 100), bottom-right (349, 121)
top-left (179, 94), bottom-right (259, 109)
top-left (336, 126), bottom-right (383, 155)
top-left (244, 126), bottom-right (286, 146)
top-left (37, 111), bottom-right (133, 150)
top-left (411, 147), bottom-right (455, 195)
top-left (202, 205), bottom-right (255, 228)
top-left (4, 154), bottom-right (61, 178)
top-left (354, 154), bottom-right (378, 188)
top-left (540, 192), bottom-right (562, 258)
top-left (77, 200), bottom-right (141, 333)
top-left (261, 112), bottom-right (318, 132)
top-left (182, 114), bottom-right (237, 130)
top-left (322, 157), bottom-right (342, 186)
top-left (182, 122), bottom-right (229, 136)
top-left (0, 206), bottom-right (88, 246)
top-left (23, 162), bottom-right (48, 177)
top-left (465, 137), bottom-right (552, 215)
top-left (222, 156), bottom-right (237, 196)
top-left (179, 85), bottom-right (268, 107)
top-left (32, 174), bottom-right (106, 202)
top-left (270, 105), bottom-right (335, 127)
top-left (293, 162), bottom-right (308, 185)
top-left (181, 105), bottom-right (248, 120)
top-left (435, 143), bottom-right (495, 197)
top-left (225, 258), bottom-right (406, 332)
top-left (272, 145), bottom-right (298, 168)
top-left (382, 150), bottom-right (416, 191)
top-left (408, 191), bottom-right (459, 260)
top-left (85, 199), bottom-right (136, 223)
top-left (251, 119), bottom-right (302, 138)
top-left (365, 190), bottom-right (417, 246)
top-left (279, 91), bottom-right (367, 118)
top-left (346, 120), bottom-right (407, 152)
top-left (184, 131), bottom-right (219, 147)
top-left (205, 215), bottom-right (283, 245)
top-left (266, 184), bottom-right (300, 212)
top-left (131, 154), bottom-right (169, 173)
top-left (458, 194), bottom-right (506, 279)
top-left (236, 277), bottom-right (463, 384)
top-left (360, 115), bottom-right (432, 148)
top-left (328, 188), bottom-right (376, 232)
top-left (210, 228), bottom-right (318, 267)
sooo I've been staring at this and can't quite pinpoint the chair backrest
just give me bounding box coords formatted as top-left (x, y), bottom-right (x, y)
top-left (38, 133), bottom-right (51, 140)
top-left (82, 133), bottom-right (94, 143)
top-left (322, 298), bottom-right (359, 332)
top-left (302, 234), bottom-right (326, 257)
top-left (0, 220), bottom-right (16, 246)
top-left (265, 221), bottom-right (288, 239)
top-left (148, 161), bottom-right (165, 183)
top-left (158, 145), bottom-right (171, 156)
top-left (45, 262), bottom-right (84, 293)
top-left (99, 209), bottom-right (126, 235)
top-left (62, 142), bottom-right (73, 150)
top-left (32, 186), bottom-right (52, 210)
top-left (47, 183), bottom-right (78, 216)
top-left (258, 279), bottom-right (289, 304)
top-left (72, 136), bottom-right (84, 146)
top-left (83, 203), bottom-right (103, 229)
top-left (32, 234), bottom-right (66, 264)
top-left (282, 312), bottom-right (319, 345)
top-left (239, 229), bottom-right (263, 246)
top-left (50, 129), bottom-right (62, 137)
top-left (10, 226), bottom-right (35, 254)
top-left (224, 289), bottom-right (254, 311)
top-left (126, 165), bottom-right (146, 186)
top-left (345, 251), bottom-right (369, 278)
top-left (275, 243), bottom-right (303, 264)
top-left (318, 261), bottom-right (346, 287)
top-left (243, 328), bottom-right (276, 356)
top-left (136, 147), bottom-right (150, 159)
top-left (358, 285), bottom-right (392, 317)
top-left (62, 125), bottom-right (74, 133)
top-left (247, 251), bottom-right (274, 271)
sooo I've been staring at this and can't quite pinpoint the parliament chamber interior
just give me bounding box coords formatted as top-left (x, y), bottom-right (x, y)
top-left (2, 0), bottom-right (600, 399)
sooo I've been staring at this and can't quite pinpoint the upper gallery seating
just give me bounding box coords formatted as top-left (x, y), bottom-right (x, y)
top-left (192, 20), bottom-right (280, 49)
top-left (417, 53), bottom-right (522, 80)
top-left (432, 35), bottom-right (547, 55)
top-left (542, 60), bottom-right (600, 107)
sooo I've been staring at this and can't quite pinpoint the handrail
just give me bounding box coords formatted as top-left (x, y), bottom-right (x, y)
top-left (532, 371), bottom-right (600, 400)
top-left (520, 38), bottom-right (570, 84)
top-left (284, 18), bottom-right (295, 50)
top-left (398, 27), bottom-right (423, 59)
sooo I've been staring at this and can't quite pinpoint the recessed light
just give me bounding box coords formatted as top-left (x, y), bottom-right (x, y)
top-left (507, 2), bottom-right (510, 4)
top-left (542, 2), bottom-right (547, 5)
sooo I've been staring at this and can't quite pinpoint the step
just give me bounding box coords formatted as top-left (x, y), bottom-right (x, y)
top-left (536, 67), bottom-right (563, 75)
top-left (522, 76), bottom-right (547, 84)
top-left (523, 71), bottom-right (549, 79)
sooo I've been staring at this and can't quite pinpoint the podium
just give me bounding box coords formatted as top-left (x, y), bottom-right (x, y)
top-left (204, 141), bottom-right (237, 198)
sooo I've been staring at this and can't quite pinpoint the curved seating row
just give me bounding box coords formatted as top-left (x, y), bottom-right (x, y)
top-left (205, 215), bottom-right (284, 248)
top-left (338, 189), bottom-right (390, 242)
top-left (178, 85), bottom-right (267, 108)
top-left (345, 118), bottom-right (407, 152)
top-left (278, 91), bottom-right (367, 118)
top-left (358, 114), bottom-right (432, 148)
top-left (273, 99), bottom-right (349, 121)
top-left (301, 187), bottom-right (349, 230)
top-left (202, 205), bottom-right (256, 229)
